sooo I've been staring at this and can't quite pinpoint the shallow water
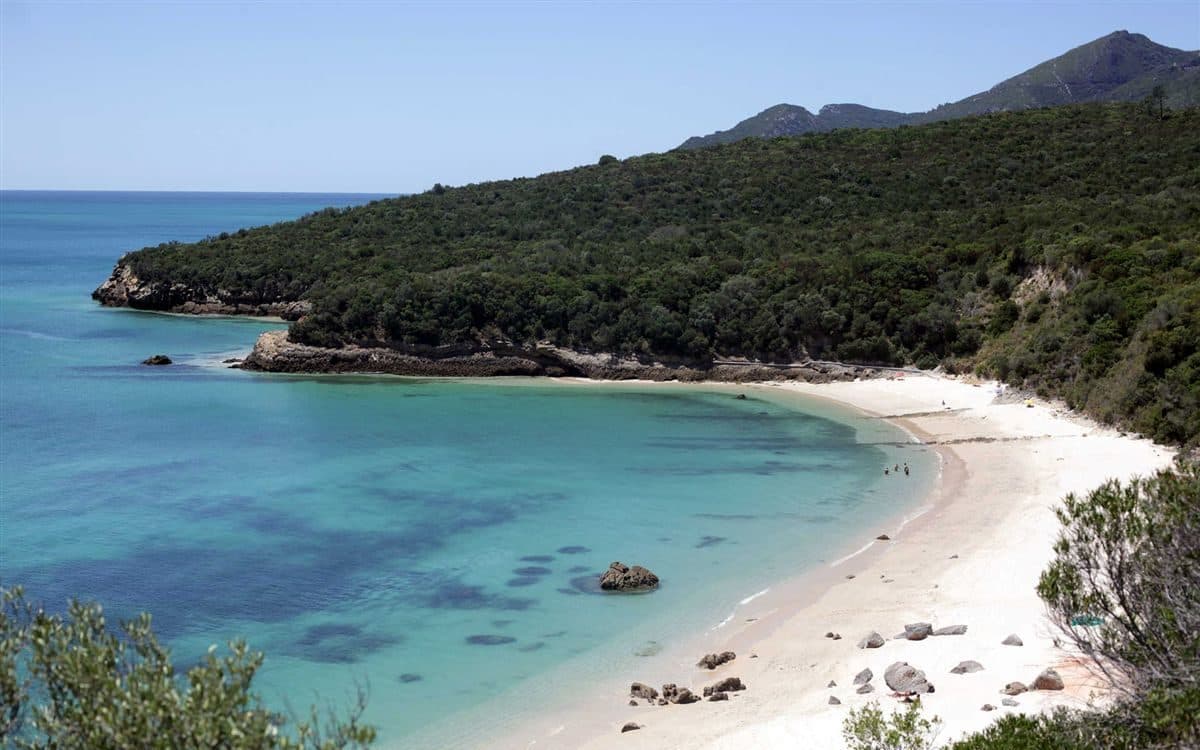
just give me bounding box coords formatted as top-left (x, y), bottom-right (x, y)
top-left (0, 191), bottom-right (935, 744)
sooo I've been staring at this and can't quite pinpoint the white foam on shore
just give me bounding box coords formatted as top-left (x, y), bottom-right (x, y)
top-left (713, 587), bottom-right (772, 630)
top-left (740, 587), bottom-right (770, 606)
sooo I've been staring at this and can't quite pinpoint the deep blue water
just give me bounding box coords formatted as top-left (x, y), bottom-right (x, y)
top-left (0, 191), bottom-right (934, 746)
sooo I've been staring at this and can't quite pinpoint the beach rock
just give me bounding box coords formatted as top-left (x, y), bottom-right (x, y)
top-left (708, 677), bottom-right (745, 694)
top-left (656, 698), bottom-right (667, 706)
top-left (982, 703), bottom-right (996, 711)
top-left (876, 534), bottom-right (891, 540)
top-left (621, 722), bottom-right (641, 733)
top-left (661, 684), bottom-right (699, 705)
top-left (885, 662), bottom-right (934, 694)
top-left (856, 683), bottom-right (875, 694)
top-left (630, 683), bottom-right (658, 701)
top-left (1002, 698), bottom-right (1019, 707)
top-left (853, 668), bottom-right (873, 686)
top-left (950, 660), bottom-right (984, 674)
top-left (827, 680), bottom-right (837, 688)
top-left (697, 651), bottom-right (736, 670)
top-left (828, 696), bottom-right (841, 705)
top-left (628, 700), bottom-right (637, 706)
top-left (932, 624), bottom-right (968, 636)
top-left (1002, 633), bottom-right (1024, 646)
top-left (600, 562), bottom-right (660, 592)
top-left (858, 631), bottom-right (885, 649)
top-left (707, 692), bottom-right (729, 702)
top-left (1032, 668), bottom-right (1064, 691)
top-left (903, 622), bottom-right (934, 641)
top-left (142, 354), bottom-right (172, 365)
top-left (1002, 681), bottom-right (1028, 696)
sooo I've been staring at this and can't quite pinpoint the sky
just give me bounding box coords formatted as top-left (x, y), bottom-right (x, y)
top-left (2, 1), bottom-right (1197, 193)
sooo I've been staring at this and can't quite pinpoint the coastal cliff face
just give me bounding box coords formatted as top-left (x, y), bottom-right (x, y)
top-left (92, 259), bottom-right (312, 320)
top-left (240, 330), bottom-right (876, 383)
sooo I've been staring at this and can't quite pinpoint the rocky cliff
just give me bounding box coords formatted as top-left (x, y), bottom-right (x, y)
top-left (92, 259), bottom-right (312, 320)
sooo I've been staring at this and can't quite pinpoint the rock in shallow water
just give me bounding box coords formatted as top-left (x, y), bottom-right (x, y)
top-left (599, 561), bottom-right (660, 592)
top-left (142, 354), bottom-right (172, 365)
top-left (466, 634), bottom-right (516, 646)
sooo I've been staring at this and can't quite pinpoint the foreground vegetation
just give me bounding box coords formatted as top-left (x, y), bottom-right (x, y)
top-left (844, 462), bottom-right (1200, 750)
top-left (117, 103), bottom-right (1200, 444)
top-left (0, 588), bottom-right (375, 749)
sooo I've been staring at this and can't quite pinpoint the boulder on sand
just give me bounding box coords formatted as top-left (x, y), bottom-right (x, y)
top-left (902, 622), bottom-right (933, 641)
top-left (697, 651), bottom-right (736, 670)
top-left (884, 662), bottom-right (934, 694)
top-left (621, 722), bottom-right (641, 733)
top-left (1002, 681), bottom-right (1028, 696)
top-left (703, 677), bottom-right (745, 696)
top-left (932, 624), bottom-right (967, 636)
top-left (630, 682), bottom-right (658, 701)
top-left (857, 631), bottom-right (885, 649)
top-left (853, 668), bottom-right (873, 686)
top-left (600, 562), bottom-right (660, 592)
top-left (950, 660), bottom-right (984, 674)
top-left (661, 684), bottom-right (699, 704)
top-left (1002, 633), bottom-right (1023, 646)
top-left (1031, 668), bottom-right (1064, 691)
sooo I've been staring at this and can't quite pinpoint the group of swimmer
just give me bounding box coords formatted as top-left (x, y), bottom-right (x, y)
top-left (884, 462), bottom-right (910, 476)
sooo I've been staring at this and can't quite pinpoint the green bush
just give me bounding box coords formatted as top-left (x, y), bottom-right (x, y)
top-left (842, 701), bottom-right (941, 750)
top-left (0, 587), bottom-right (375, 750)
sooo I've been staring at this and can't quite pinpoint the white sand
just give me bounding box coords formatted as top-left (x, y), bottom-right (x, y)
top-left (494, 373), bottom-right (1174, 749)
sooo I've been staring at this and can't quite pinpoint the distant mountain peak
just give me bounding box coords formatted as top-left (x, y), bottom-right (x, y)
top-left (679, 30), bottom-right (1200, 149)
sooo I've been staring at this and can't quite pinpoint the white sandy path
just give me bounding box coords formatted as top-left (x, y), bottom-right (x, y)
top-left (502, 374), bottom-right (1173, 750)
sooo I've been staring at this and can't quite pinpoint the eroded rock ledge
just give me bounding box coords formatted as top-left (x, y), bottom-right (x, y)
top-left (240, 330), bottom-right (883, 382)
top-left (92, 260), bottom-right (311, 320)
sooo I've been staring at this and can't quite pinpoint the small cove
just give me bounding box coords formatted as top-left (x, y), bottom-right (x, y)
top-left (0, 191), bottom-right (936, 745)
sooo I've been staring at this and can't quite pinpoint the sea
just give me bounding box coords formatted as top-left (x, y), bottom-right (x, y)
top-left (0, 190), bottom-right (936, 746)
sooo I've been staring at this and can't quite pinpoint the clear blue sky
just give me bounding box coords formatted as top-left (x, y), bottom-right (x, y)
top-left (2, 1), bottom-right (1197, 193)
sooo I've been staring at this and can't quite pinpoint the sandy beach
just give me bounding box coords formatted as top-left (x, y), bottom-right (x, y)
top-left (493, 373), bottom-right (1174, 749)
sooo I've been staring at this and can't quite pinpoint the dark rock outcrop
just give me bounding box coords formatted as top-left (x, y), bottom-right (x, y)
top-left (141, 354), bottom-right (172, 365)
top-left (600, 562), bottom-right (660, 592)
top-left (884, 662), bottom-right (934, 694)
top-left (697, 651), bottom-right (736, 670)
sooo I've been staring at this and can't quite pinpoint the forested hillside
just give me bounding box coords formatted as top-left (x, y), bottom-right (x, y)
top-left (104, 104), bottom-right (1200, 444)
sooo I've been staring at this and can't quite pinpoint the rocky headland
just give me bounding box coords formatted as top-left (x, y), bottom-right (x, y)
top-left (92, 259), bottom-right (311, 319)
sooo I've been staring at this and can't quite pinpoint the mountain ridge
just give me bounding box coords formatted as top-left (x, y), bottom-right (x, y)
top-left (680, 30), bottom-right (1200, 149)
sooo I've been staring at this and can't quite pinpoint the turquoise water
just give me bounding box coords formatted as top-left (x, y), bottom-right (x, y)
top-left (0, 191), bottom-right (935, 746)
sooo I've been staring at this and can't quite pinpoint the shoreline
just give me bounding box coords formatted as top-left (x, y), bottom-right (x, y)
top-left (462, 374), bottom-right (1173, 749)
